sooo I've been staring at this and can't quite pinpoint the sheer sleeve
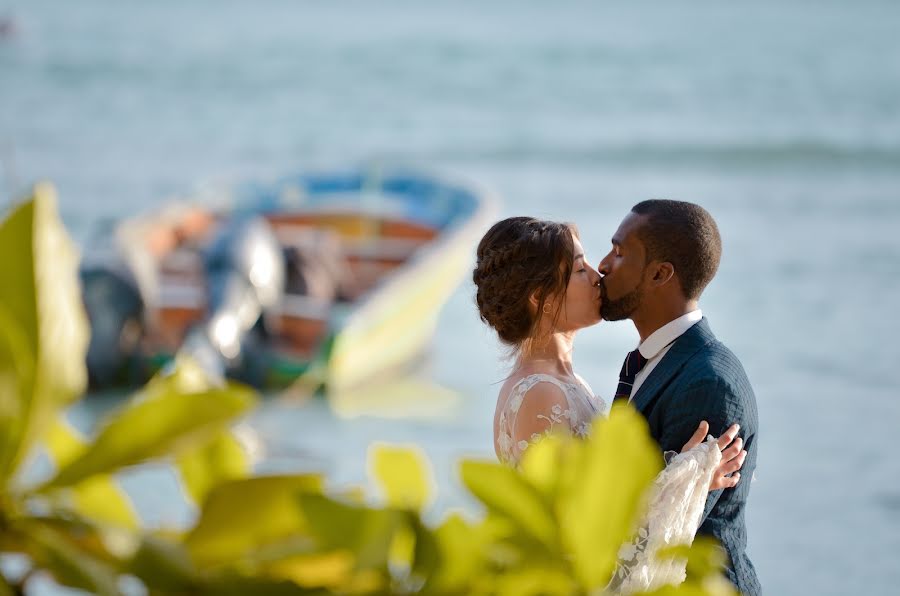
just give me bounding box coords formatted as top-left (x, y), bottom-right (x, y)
top-left (495, 375), bottom-right (573, 466)
top-left (608, 437), bottom-right (722, 594)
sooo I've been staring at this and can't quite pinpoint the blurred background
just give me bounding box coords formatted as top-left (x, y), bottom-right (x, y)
top-left (2, 0), bottom-right (899, 594)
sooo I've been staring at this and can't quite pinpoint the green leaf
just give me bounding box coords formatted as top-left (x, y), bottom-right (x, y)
top-left (558, 403), bottom-right (662, 591)
top-left (42, 415), bottom-right (87, 469)
top-left (0, 573), bottom-right (14, 596)
top-left (0, 304), bottom-right (33, 481)
top-left (641, 568), bottom-right (740, 596)
top-left (257, 549), bottom-right (355, 589)
top-left (408, 514), bottom-right (440, 584)
top-left (652, 588), bottom-right (707, 596)
top-left (682, 537), bottom-right (731, 582)
top-left (0, 525), bottom-right (27, 553)
top-left (133, 547), bottom-right (328, 596)
top-left (0, 185), bottom-right (90, 482)
top-left (39, 360), bottom-right (257, 490)
top-left (517, 432), bottom-right (565, 500)
top-left (69, 476), bottom-right (140, 530)
top-left (420, 512), bottom-right (486, 594)
top-left (23, 519), bottom-right (120, 596)
top-left (199, 574), bottom-right (329, 595)
top-left (492, 564), bottom-right (575, 596)
top-left (459, 459), bottom-right (558, 551)
top-left (129, 535), bottom-right (200, 594)
top-left (388, 520), bottom-right (416, 578)
top-left (651, 537), bottom-right (739, 596)
top-left (184, 474), bottom-right (322, 568)
top-left (42, 416), bottom-right (139, 529)
top-left (176, 429), bottom-right (250, 506)
top-left (296, 493), bottom-right (403, 573)
top-left (369, 443), bottom-right (434, 511)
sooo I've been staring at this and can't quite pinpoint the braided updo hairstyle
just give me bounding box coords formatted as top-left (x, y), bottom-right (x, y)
top-left (473, 216), bottom-right (577, 357)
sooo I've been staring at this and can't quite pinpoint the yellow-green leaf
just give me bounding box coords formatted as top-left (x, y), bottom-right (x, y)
top-left (41, 416), bottom-right (139, 529)
top-left (0, 304), bottom-right (33, 480)
top-left (369, 444), bottom-right (434, 511)
top-left (69, 475), bottom-right (140, 530)
top-left (421, 512), bottom-right (487, 594)
top-left (129, 536), bottom-right (199, 594)
top-left (261, 550), bottom-right (355, 589)
top-left (653, 537), bottom-right (738, 596)
top-left (682, 537), bottom-right (730, 581)
top-left (641, 582), bottom-right (718, 596)
top-left (176, 429), bottom-right (250, 506)
top-left (0, 185), bottom-right (89, 482)
top-left (408, 514), bottom-right (439, 582)
top-left (492, 564), bottom-right (575, 596)
top-left (39, 362), bottom-right (257, 490)
top-left (23, 520), bottom-right (119, 596)
top-left (388, 522), bottom-right (415, 575)
top-left (558, 403), bottom-right (662, 591)
top-left (184, 474), bottom-right (322, 568)
top-left (459, 460), bottom-right (558, 551)
top-left (43, 415), bottom-right (87, 468)
top-left (0, 573), bottom-right (13, 596)
top-left (517, 433), bottom-right (565, 500)
top-left (296, 493), bottom-right (403, 574)
top-left (198, 575), bottom-right (323, 595)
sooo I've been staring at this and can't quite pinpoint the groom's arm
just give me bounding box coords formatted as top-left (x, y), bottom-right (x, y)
top-left (657, 375), bottom-right (752, 524)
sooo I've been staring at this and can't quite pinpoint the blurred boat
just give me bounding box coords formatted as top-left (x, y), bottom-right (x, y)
top-left (81, 168), bottom-right (497, 393)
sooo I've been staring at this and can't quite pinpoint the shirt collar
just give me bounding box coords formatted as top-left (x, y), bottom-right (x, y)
top-left (637, 310), bottom-right (703, 360)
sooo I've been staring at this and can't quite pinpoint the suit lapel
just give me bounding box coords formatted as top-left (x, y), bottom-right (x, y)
top-left (630, 317), bottom-right (716, 414)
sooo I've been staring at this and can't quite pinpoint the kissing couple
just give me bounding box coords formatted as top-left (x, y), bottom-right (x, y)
top-left (473, 200), bottom-right (759, 595)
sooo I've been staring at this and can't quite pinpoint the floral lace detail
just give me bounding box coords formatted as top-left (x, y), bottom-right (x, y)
top-left (496, 374), bottom-right (606, 467)
top-left (607, 438), bottom-right (722, 594)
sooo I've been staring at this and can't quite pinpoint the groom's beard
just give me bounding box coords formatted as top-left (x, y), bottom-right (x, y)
top-left (599, 279), bottom-right (645, 321)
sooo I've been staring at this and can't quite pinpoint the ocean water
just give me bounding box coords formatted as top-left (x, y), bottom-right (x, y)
top-left (2, 1), bottom-right (900, 594)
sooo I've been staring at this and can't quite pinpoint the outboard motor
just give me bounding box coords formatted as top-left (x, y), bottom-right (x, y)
top-left (82, 265), bottom-right (145, 388)
top-left (182, 215), bottom-right (286, 380)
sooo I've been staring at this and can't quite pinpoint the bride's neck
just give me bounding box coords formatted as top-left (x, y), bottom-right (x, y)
top-left (517, 332), bottom-right (576, 376)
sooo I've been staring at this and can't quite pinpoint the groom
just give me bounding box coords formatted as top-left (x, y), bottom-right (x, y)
top-left (597, 200), bottom-right (760, 596)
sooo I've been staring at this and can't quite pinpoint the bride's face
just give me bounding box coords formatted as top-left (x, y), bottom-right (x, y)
top-left (551, 236), bottom-right (603, 332)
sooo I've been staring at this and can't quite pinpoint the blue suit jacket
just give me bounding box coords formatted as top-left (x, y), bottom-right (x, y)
top-left (631, 318), bottom-right (760, 596)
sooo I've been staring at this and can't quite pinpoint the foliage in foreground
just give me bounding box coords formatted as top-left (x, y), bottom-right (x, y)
top-left (0, 185), bottom-right (738, 595)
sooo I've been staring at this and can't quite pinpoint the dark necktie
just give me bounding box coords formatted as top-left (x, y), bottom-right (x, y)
top-left (614, 348), bottom-right (649, 404)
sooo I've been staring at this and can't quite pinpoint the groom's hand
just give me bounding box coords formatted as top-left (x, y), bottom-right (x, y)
top-left (712, 422), bottom-right (746, 490)
top-left (680, 420), bottom-right (711, 453)
top-left (680, 421), bottom-right (747, 491)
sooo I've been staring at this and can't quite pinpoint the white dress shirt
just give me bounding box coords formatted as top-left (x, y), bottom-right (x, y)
top-left (630, 310), bottom-right (703, 400)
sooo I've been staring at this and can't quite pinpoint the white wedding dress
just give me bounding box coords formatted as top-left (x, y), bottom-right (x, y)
top-left (495, 374), bottom-right (722, 594)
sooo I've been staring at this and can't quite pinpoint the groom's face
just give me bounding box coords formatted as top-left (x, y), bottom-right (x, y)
top-left (597, 213), bottom-right (650, 321)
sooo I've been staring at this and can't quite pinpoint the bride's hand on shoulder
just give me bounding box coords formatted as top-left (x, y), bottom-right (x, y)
top-left (680, 421), bottom-right (747, 491)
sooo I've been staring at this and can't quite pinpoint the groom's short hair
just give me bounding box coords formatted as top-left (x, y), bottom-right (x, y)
top-left (631, 199), bottom-right (722, 300)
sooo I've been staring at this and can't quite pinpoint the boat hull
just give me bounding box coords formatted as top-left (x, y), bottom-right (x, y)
top-left (82, 169), bottom-right (497, 394)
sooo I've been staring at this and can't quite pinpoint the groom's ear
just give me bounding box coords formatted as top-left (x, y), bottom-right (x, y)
top-left (650, 261), bottom-right (676, 287)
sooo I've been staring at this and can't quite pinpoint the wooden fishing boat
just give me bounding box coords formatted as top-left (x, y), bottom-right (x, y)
top-left (81, 169), bottom-right (497, 393)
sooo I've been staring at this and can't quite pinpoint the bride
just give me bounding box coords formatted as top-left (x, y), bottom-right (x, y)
top-left (472, 216), bottom-right (746, 593)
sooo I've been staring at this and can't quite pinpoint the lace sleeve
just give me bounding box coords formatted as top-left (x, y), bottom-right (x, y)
top-left (496, 376), bottom-right (573, 466)
top-left (607, 437), bottom-right (722, 594)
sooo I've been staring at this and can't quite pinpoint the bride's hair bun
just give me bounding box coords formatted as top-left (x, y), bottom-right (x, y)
top-left (473, 216), bottom-right (576, 354)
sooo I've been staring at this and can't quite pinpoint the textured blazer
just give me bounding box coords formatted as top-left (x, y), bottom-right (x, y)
top-left (631, 317), bottom-right (761, 596)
